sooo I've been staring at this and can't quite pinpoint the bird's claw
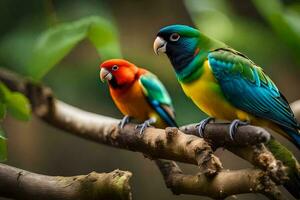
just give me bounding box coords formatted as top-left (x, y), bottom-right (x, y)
top-left (135, 118), bottom-right (156, 135)
top-left (119, 115), bottom-right (131, 129)
top-left (228, 119), bottom-right (249, 140)
top-left (196, 117), bottom-right (215, 137)
top-left (135, 122), bottom-right (150, 135)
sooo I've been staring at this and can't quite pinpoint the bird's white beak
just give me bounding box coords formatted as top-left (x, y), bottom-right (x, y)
top-left (153, 36), bottom-right (167, 55)
top-left (100, 68), bottom-right (112, 82)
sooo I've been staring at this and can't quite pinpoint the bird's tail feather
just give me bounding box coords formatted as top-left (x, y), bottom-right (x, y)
top-left (165, 118), bottom-right (178, 128)
top-left (158, 115), bottom-right (177, 128)
top-left (290, 130), bottom-right (300, 149)
top-left (280, 126), bottom-right (300, 150)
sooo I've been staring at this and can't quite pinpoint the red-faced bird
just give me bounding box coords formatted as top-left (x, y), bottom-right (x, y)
top-left (99, 59), bottom-right (177, 133)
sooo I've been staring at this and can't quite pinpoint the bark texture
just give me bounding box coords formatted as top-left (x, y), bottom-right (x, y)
top-left (0, 163), bottom-right (132, 200)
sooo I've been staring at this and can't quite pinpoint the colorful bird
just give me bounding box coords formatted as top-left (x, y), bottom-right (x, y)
top-left (99, 59), bottom-right (177, 133)
top-left (154, 24), bottom-right (300, 148)
top-left (154, 24), bottom-right (300, 197)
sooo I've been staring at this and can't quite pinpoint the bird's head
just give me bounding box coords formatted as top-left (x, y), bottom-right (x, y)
top-left (99, 59), bottom-right (138, 88)
top-left (153, 25), bottom-right (200, 73)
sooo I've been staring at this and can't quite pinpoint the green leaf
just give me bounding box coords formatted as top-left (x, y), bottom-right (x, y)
top-left (7, 92), bottom-right (31, 121)
top-left (0, 83), bottom-right (12, 103)
top-left (0, 83), bottom-right (31, 120)
top-left (0, 128), bottom-right (7, 162)
top-left (27, 16), bottom-right (121, 80)
top-left (0, 103), bottom-right (6, 120)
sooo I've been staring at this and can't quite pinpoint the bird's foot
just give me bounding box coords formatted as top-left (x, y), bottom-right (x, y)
top-left (228, 119), bottom-right (249, 140)
top-left (196, 117), bottom-right (215, 138)
top-left (118, 115), bottom-right (131, 129)
top-left (135, 118), bottom-right (156, 135)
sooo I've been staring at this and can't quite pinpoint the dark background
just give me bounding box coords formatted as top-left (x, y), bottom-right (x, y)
top-left (0, 0), bottom-right (300, 199)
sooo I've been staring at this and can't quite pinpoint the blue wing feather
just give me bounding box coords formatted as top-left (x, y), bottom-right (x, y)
top-left (208, 48), bottom-right (299, 132)
top-left (139, 72), bottom-right (177, 127)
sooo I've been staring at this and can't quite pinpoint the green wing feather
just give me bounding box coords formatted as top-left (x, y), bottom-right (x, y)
top-left (139, 73), bottom-right (172, 106)
top-left (139, 72), bottom-right (177, 127)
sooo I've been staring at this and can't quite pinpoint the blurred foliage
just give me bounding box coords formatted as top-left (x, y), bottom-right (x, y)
top-left (0, 83), bottom-right (31, 121)
top-left (185, 0), bottom-right (281, 66)
top-left (0, 83), bottom-right (31, 161)
top-left (253, 0), bottom-right (300, 64)
top-left (0, 0), bottom-right (121, 161)
top-left (28, 16), bottom-right (121, 80)
top-left (184, 0), bottom-right (300, 67)
top-left (0, 0), bottom-right (121, 80)
top-left (6, 93), bottom-right (31, 121)
top-left (0, 128), bottom-right (6, 162)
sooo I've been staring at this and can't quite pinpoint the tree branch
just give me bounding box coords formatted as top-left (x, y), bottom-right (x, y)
top-left (180, 116), bottom-right (300, 198)
top-left (0, 68), bottom-right (293, 199)
top-left (155, 160), bottom-right (282, 200)
top-left (180, 122), bottom-right (271, 147)
top-left (228, 144), bottom-right (288, 183)
top-left (48, 99), bottom-right (223, 174)
top-left (0, 68), bottom-right (222, 175)
top-left (0, 163), bottom-right (132, 200)
top-left (180, 124), bottom-right (288, 183)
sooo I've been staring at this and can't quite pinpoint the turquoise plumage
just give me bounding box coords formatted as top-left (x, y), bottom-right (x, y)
top-left (208, 48), bottom-right (300, 147)
top-left (140, 73), bottom-right (177, 127)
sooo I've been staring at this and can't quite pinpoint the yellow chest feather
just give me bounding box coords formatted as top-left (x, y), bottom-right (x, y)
top-left (180, 60), bottom-right (251, 121)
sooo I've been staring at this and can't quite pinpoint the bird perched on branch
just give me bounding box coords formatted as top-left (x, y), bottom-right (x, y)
top-left (99, 59), bottom-right (177, 133)
top-left (153, 24), bottom-right (300, 198)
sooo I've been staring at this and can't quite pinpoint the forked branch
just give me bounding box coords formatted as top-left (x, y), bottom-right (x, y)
top-left (1, 68), bottom-right (297, 199)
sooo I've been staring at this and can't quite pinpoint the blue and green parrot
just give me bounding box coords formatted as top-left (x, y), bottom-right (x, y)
top-left (153, 24), bottom-right (300, 197)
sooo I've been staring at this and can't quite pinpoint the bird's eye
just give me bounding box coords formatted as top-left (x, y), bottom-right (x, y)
top-left (170, 33), bottom-right (180, 42)
top-left (112, 65), bottom-right (119, 71)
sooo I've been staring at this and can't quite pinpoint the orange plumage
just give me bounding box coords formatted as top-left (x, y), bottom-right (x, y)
top-left (99, 59), bottom-right (176, 128)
